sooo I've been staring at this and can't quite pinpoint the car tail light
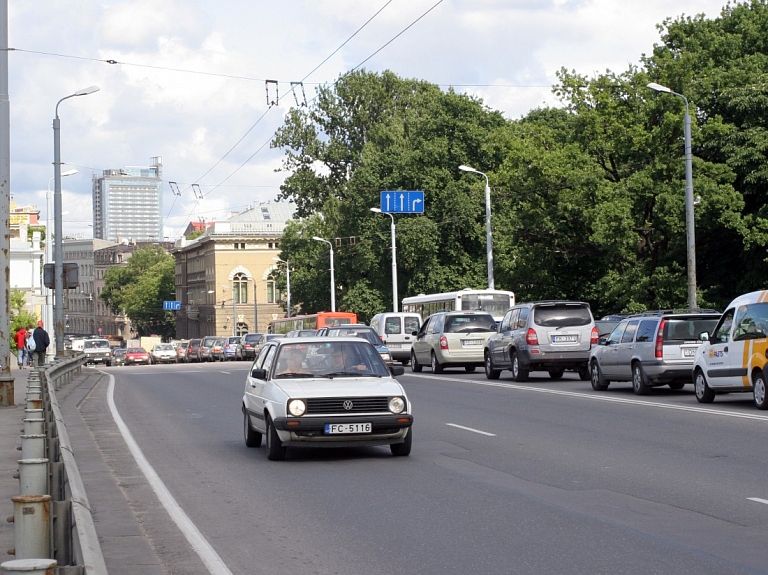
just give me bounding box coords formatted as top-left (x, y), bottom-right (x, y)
top-left (590, 326), bottom-right (598, 345)
top-left (439, 336), bottom-right (448, 350)
top-left (655, 319), bottom-right (665, 359)
top-left (526, 328), bottom-right (539, 345)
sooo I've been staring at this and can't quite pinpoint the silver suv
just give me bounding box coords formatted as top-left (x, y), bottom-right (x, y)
top-left (484, 301), bottom-right (597, 381)
top-left (589, 310), bottom-right (720, 394)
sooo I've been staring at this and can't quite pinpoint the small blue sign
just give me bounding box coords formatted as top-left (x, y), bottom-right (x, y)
top-left (163, 301), bottom-right (182, 311)
top-left (380, 190), bottom-right (424, 214)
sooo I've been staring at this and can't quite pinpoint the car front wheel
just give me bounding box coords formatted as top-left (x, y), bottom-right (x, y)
top-left (390, 428), bottom-right (412, 457)
top-left (484, 352), bottom-right (500, 380)
top-left (590, 361), bottom-right (609, 391)
top-left (694, 369), bottom-right (715, 403)
top-left (266, 416), bottom-right (286, 461)
top-left (410, 350), bottom-right (422, 372)
top-left (754, 370), bottom-right (768, 410)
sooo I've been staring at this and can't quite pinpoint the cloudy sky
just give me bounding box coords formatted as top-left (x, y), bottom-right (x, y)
top-left (9, 0), bottom-right (727, 239)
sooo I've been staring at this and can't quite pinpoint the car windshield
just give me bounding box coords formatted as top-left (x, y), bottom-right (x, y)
top-left (155, 344), bottom-right (173, 350)
top-left (534, 305), bottom-right (592, 327)
top-left (127, 348), bottom-right (146, 353)
top-left (84, 340), bottom-right (109, 349)
top-left (443, 314), bottom-right (496, 333)
top-left (325, 327), bottom-right (380, 346)
top-left (273, 341), bottom-right (390, 379)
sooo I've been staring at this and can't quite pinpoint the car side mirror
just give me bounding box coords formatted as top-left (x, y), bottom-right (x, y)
top-left (390, 365), bottom-right (405, 377)
top-left (250, 367), bottom-right (267, 380)
top-left (698, 332), bottom-right (709, 342)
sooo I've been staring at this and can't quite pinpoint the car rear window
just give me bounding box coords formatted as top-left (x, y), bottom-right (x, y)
top-left (384, 317), bottom-right (402, 334)
top-left (327, 328), bottom-right (380, 346)
top-left (533, 304), bottom-right (592, 327)
top-left (663, 318), bottom-right (719, 341)
top-left (244, 334), bottom-right (261, 343)
top-left (443, 314), bottom-right (496, 333)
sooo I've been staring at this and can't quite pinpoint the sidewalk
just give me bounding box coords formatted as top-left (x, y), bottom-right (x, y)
top-left (0, 362), bottom-right (205, 574)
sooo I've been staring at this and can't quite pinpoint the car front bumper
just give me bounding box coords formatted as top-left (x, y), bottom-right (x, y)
top-left (274, 414), bottom-right (413, 446)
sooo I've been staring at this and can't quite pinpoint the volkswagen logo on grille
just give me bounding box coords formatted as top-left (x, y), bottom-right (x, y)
top-left (343, 400), bottom-right (354, 410)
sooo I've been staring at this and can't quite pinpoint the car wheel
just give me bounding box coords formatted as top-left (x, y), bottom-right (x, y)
top-left (578, 367), bottom-right (590, 381)
top-left (694, 369), bottom-right (715, 403)
top-left (668, 382), bottom-right (685, 390)
top-left (243, 409), bottom-right (262, 448)
top-left (266, 416), bottom-right (286, 461)
top-left (431, 352), bottom-right (444, 374)
top-left (511, 351), bottom-right (529, 382)
top-left (632, 363), bottom-right (651, 395)
top-left (484, 352), bottom-right (501, 380)
top-left (410, 350), bottom-right (422, 373)
top-left (465, 366), bottom-right (476, 373)
top-left (390, 427), bottom-right (412, 457)
top-left (548, 369), bottom-right (565, 380)
top-left (754, 370), bottom-right (768, 410)
top-left (590, 361), bottom-right (609, 391)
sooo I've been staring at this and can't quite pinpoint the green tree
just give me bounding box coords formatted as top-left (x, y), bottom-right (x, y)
top-left (101, 247), bottom-right (176, 339)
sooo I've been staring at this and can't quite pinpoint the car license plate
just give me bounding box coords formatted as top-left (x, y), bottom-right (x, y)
top-left (551, 335), bottom-right (578, 343)
top-left (388, 343), bottom-right (401, 349)
top-left (682, 348), bottom-right (696, 357)
top-left (461, 339), bottom-right (483, 346)
top-left (325, 423), bottom-right (372, 434)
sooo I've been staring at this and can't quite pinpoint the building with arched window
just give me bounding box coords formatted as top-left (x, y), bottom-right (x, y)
top-left (172, 202), bottom-right (295, 339)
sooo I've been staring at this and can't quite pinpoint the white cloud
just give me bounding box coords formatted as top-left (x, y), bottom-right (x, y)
top-left (8, 0), bottom-right (727, 239)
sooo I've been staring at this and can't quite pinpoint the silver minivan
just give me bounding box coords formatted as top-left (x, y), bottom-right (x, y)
top-left (370, 312), bottom-right (422, 365)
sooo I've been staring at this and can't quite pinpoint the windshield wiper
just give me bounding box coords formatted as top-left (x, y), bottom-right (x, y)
top-left (321, 371), bottom-right (358, 378)
top-left (276, 372), bottom-right (315, 378)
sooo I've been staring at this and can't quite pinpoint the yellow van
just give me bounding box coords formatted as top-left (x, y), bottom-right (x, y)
top-left (693, 290), bottom-right (768, 408)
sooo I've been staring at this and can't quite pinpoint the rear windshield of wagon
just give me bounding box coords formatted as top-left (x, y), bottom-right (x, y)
top-left (663, 318), bottom-right (719, 341)
top-left (533, 304), bottom-right (592, 327)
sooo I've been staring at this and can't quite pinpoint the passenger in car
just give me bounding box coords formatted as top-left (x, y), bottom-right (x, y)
top-left (276, 347), bottom-right (311, 376)
top-left (330, 348), bottom-right (366, 373)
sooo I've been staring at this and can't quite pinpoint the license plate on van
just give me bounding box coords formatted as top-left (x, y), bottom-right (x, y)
top-left (551, 335), bottom-right (578, 343)
top-left (682, 348), bottom-right (696, 357)
top-left (387, 343), bottom-right (401, 349)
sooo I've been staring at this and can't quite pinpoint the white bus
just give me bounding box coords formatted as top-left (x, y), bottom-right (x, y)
top-left (402, 288), bottom-right (515, 322)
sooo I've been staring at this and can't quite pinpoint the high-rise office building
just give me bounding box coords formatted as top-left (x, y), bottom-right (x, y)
top-left (92, 157), bottom-right (163, 242)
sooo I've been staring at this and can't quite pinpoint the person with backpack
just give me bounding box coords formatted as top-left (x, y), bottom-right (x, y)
top-left (29, 322), bottom-right (50, 367)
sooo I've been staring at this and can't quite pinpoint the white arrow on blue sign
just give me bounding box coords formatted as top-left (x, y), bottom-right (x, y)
top-left (380, 190), bottom-right (424, 213)
top-left (163, 301), bottom-right (182, 311)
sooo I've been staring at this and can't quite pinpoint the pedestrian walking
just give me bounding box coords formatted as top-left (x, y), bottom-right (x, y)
top-left (13, 325), bottom-right (26, 369)
top-left (30, 323), bottom-right (50, 367)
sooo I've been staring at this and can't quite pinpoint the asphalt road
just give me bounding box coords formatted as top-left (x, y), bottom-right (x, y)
top-left (100, 361), bottom-right (768, 575)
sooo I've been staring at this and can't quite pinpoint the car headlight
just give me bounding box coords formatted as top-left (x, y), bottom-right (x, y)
top-left (287, 399), bottom-right (306, 417)
top-left (388, 396), bottom-right (405, 414)
top-left (380, 352), bottom-right (392, 361)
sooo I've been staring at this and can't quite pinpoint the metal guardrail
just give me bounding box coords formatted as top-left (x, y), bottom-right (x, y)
top-left (2, 355), bottom-right (108, 575)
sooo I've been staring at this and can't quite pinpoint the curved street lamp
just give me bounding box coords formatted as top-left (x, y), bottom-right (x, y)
top-left (646, 82), bottom-right (697, 309)
top-left (459, 164), bottom-right (494, 290)
top-left (53, 85), bottom-right (99, 355)
top-left (370, 208), bottom-right (398, 312)
top-left (312, 236), bottom-right (335, 312)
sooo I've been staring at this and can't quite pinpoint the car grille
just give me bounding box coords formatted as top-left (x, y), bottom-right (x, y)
top-left (305, 397), bottom-right (390, 414)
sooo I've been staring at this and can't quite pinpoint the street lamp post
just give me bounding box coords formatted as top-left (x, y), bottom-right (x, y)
top-left (273, 257), bottom-right (291, 317)
top-left (459, 164), bottom-right (494, 290)
top-left (53, 85), bottom-right (99, 356)
top-left (647, 82), bottom-right (697, 309)
top-left (45, 169), bottom-right (77, 358)
top-left (312, 236), bottom-right (335, 312)
top-left (222, 285), bottom-right (237, 336)
top-left (370, 208), bottom-right (398, 312)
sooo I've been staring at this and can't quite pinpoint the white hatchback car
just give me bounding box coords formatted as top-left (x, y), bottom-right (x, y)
top-left (411, 310), bottom-right (497, 373)
top-left (242, 337), bottom-right (413, 460)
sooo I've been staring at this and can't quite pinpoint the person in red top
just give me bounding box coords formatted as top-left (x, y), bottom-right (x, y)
top-left (14, 326), bottom-right (27, 369)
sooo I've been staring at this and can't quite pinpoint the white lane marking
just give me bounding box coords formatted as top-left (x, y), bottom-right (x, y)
top-left (409, 373), bottom-right (768, 423)
top-left (446, 423), bottom-right (496, 436)
top-left (748, 497), bottom-right (768, 505)
top-left (106, 375), bottom-right (233, 575)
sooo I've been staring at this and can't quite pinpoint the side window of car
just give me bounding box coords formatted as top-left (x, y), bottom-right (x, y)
top-left (713, 309), bottom-right (735, 344)
top-left (607, 322), bottom-right (627, 345)
top-left (500, 310), bottom-right (512, 331)
top-left (620, 320), bottom-right (638, 344)
top-left (516, 308), bottom-right (529, 329)
top-left (432, 314), bottom-right (445, 334)
top-left (635, 320), bottom-right (657, 342)
top-left (260, 345), bottom-right (277, 374)
top-left (254, 344), bottom-right (271, 368)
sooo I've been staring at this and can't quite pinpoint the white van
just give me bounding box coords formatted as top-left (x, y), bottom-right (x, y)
top-left (694, 290), bottom-right (768, 408)
top-left (370, 312), bottom-right (423, 365)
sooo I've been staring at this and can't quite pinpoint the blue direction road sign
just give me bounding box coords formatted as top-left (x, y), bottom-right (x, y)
top-left (163, 301), bottom-right (182, 311)
top-left (380, 190), bottom-right (424, 213)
